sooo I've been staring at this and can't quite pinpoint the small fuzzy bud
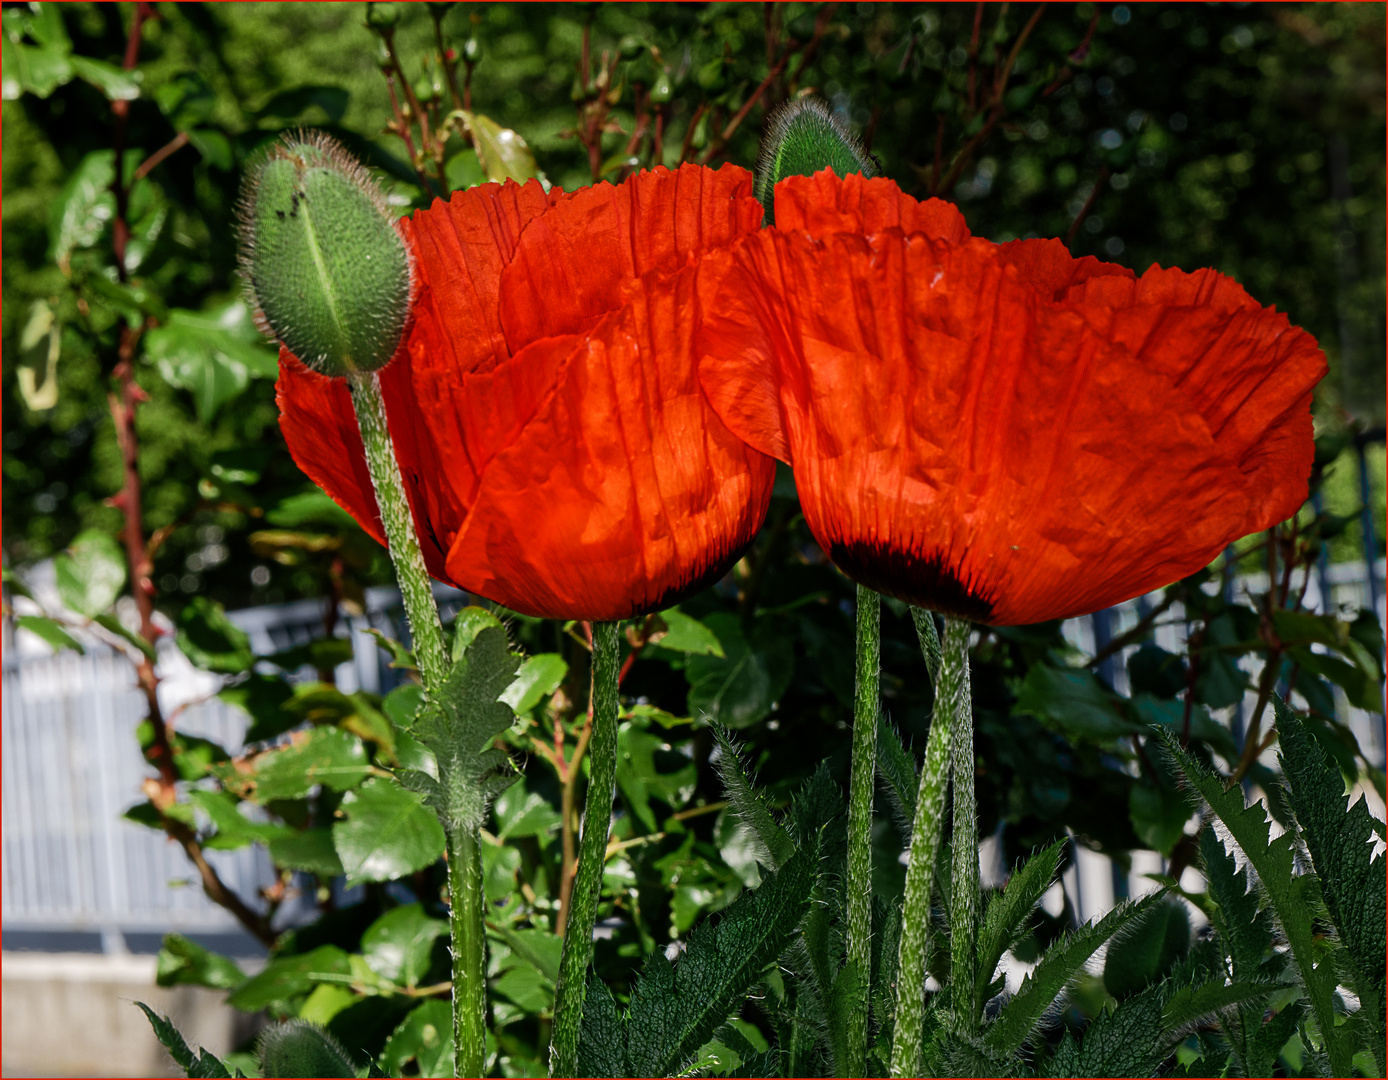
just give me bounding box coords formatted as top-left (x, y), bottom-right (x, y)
top-left (256, 1020), bottom-right (357, 1078)
top-left (237, 130), bottom-right (414, 378)
top-left (754, 97), bottom-right (878, 225)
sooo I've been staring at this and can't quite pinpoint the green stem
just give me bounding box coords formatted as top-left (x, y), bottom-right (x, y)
top-left (942, 616), bottom-right (979, 1033)
top-left (845, 584), bottom-right (881, 1076)
top-left (889, 608), bottom-right (951, 1077)
top-left (347, 372), bottom-right (468, 1073)
top-left (549, 621), bottom-right (621, 1078)
top-left (448, 826), bottom-right (487, 1077)
top-left (347, 371), bottom-right (448, 692)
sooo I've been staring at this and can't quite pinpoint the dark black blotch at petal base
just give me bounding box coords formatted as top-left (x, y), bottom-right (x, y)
top-left (828, 540), bottom-right (996, 622)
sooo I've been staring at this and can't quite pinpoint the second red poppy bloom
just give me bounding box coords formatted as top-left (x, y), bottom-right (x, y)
top-left (277, 164), bottom-right (774, 621)
top-left (698, 171), bottom-right (1327, 626)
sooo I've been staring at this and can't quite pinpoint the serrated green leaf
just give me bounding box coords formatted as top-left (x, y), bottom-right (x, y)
top-left (984, 891), bottom-right (1166, 1058)
top-left (976, 839), bottom-right (1065, 1017)
top-left (493, 782), bottom-right (562, 840)
top-left (136, 1001), bottom-right (234, 1077)
top-left (1063, 984), bottom-right (1166, 1078)
top-left (576, 971), bottom-right (626, 1078)
top-left (1159, 728), bottom-right (1357, 1078)
top-left (406, 608), bottom-right (521, 833)
top-left (333, 778), bottom-right (447, 886)
top-left (875, 714), bottom-right (919, 845)
top-left (216, 726), bottom-right (367, 802)
top-left (14, 614), bottom-right (84, 654)
top-left (713, 728), bottom-right (795, 871)
top-left (619, 848), bottom-right (816, 1077)
top-left (1103, 897), bottom-right (1190, 998)
top-left (1275, 697), bottom-right (1386, 1068)
top-left (1160, 977), bottom-right (1278, 1034)
top-left (54, 528), bottom-right (126, 617)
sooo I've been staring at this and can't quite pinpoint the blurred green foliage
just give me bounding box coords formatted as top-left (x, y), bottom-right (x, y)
top-left (3, 4), bottom-right (1385, 1076)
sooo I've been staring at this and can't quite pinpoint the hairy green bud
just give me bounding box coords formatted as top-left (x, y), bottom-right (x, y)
top-left (754, 97), bottom-right (878, 225)
top-left (237, 130), bottom-right (414, 378)
top-left (256, 1019), bottom-right (357, 1078)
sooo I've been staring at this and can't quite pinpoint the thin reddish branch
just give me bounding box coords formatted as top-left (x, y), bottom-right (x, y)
top-left (133, 131), bottom-right (189, 182)
top-left (697, 48), bottom-right (790, 165)
top-left (1065, 166), bottom-right (1110, 250)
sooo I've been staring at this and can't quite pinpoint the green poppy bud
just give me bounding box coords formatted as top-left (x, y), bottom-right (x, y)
top-left (754, 97), bottom-right (878, 225)
top-left (237, 130), bottom-right (414, 378)
top-left (257, 1020), bottom-right (357, 1079)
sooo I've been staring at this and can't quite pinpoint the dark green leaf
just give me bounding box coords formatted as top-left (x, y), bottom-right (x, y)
top-left (379, 1000), bottom-right (453, 1079)
top-left (177, 596), bottom-right (254, 674)
top-left (618, 720), bottom-right (699, 833)
top-left (49, 150), bottom-right (115, 270)
top-left (360, 903), bottom-right (447, 988)
top-left (268, 829), bottom-right (344, 877)
top-left (254, 84), bottom-right (351, 123)
top-left (135, 1002), bottom-right (231, 1076)
top-left (54, 528), bottom-right (126, 617)
top-left (1013, 664), bottom-right (1137, 739)
top-left (493, 781), bottom-right (562, 840)
top-left (656, 608), bottom-right (725, 656)
top-left (156, 934), bottom-right (246, 991)
top-left (333, 777), bottom-right (446, 886)
top-left (228, 946), bottom-right (351, 1011)
top-left (576, 973), bottom-right (626, 1078)
top-left (499, 651), bottom-right (567, 714)
top-left (1103, 898), bottom-right (1190, 998)
top-left (875, 713), bottom-right (919, 845)
top-left (220, 673), bottom-right (300, 744)
top-left (686, 613), bottom-right (794, 729)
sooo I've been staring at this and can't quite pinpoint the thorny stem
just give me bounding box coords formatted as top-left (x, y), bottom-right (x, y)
top-left (890, 608), bottom-right (951, 1077)
top-left (844, 585), bottom-right (881, 1076)
top-left (550, 621), bottom-right (621, 1077)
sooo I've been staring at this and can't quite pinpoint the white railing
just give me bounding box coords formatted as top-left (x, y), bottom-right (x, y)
top-left (2, 565), bottom-right (1383, 949)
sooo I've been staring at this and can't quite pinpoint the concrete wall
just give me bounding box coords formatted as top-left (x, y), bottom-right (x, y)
top-left (2, 952), bottom-right (258, 1078)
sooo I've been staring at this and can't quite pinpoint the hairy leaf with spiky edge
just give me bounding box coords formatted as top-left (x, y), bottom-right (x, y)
top-left (974, 839), bottom-right (1066, 1023)
top-left (618, 848), bottom-right (816, 1077)
top-left (870, 893), bottom-right (902, 1035)
top-left (787, 761), bottom-right (845, 858)
top-left (1274, 698), bottom-right (1386, 1019)
top-left (575, 972), bottom-right (625, 1078)
top-left (983, 891), bottom-right (1166, 1059)
top-left (1199, 826), bottom-right (1295, 1077)
top-left (1058, 984), bottom-right (1167, 1078)
top-left (1159, 728), bottom-right (1356, 1078)
top-left (714, 727), bottom-right (795, 870)
top-left (1160, 977), bottom-right (1281, 1038)
top-left (720, 1049), bottom-right (782, 1078)
top-left (136, 1003), bottom-right (234, 1078)
top-left (876, 713), bottom-right (919, 845)
top-left (397, 609), bottom-right (520, 833)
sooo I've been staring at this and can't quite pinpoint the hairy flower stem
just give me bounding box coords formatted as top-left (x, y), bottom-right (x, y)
top-left (549, 620), bottom-right (621, 1078)
top-left (448, 826), bottom-right (486, 1078)
top-left (347, 372), bottom-right (468, 1070)
top-left (889, 608), bottom-right (950, 1077)
top-left (942, 616), bottom-right (980, 1032)
top-left (347, 371), bottom-right (449, 692)
top-left (845, 584), bottom-right (881, 1076)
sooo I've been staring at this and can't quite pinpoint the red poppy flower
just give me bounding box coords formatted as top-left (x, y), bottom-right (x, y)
top-left (698, 171), bottom-right (1326, 626)
top-left (276, 164), bottom-right (774, 621)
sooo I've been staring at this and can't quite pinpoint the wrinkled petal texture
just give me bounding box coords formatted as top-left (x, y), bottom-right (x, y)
top-left (278, 164), bottom-right (774, 622)
top-left (698, 172), bottom-right (1326, 626)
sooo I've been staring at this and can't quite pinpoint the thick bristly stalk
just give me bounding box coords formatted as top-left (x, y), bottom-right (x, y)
top-left (549, 621), bottom-right (621, 1078)
top-left (889, 608), bottom-right (952, 1077)
top-left (347, 371), bottom-right (448, 691)
top-left (943, 616), bottom-right (979, 1032)
top-left (845, 584), bottom-right (881, 1076)
top-left (348, 372), bottom-right (471, 1069)
top-left (448, 826), bottom-right (487, 1077)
